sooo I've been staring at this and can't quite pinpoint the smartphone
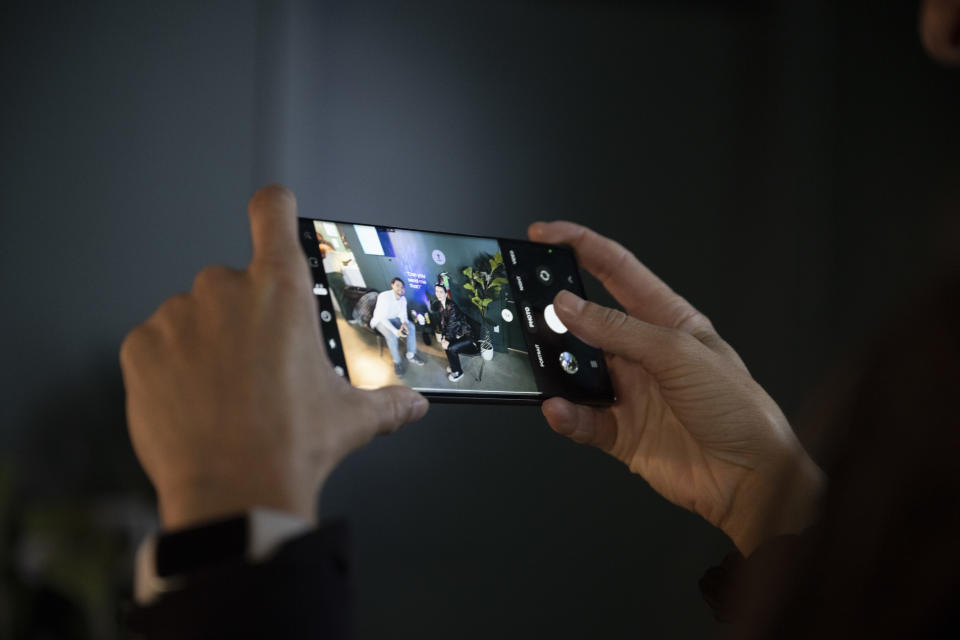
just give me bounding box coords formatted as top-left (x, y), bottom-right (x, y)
top-left (298, 217), bottom-right (616, 406)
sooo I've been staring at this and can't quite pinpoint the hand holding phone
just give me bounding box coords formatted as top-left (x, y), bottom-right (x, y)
top-left (529, 222), bottom-right (825, 556)
top-left (120, 186), bottom-right (429, 530)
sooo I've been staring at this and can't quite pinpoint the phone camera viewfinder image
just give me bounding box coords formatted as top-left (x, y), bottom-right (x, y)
top-left (299, 218), bottom-right (615, 406)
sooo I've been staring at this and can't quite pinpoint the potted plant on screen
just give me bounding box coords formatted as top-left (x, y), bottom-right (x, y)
top-left (462, 252), bottom-right (508, 361)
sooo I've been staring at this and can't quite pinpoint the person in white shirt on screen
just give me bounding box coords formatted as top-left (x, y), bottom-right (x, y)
top-left (370, 277), bottom-right (426, 375)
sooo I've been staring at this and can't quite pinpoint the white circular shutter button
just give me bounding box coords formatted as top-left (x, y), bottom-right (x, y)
top-left (543, 304), bottom-right (568, 334)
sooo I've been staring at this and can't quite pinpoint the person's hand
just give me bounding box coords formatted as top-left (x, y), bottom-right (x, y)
top-left (399, 324), bottom-right (409, 338)
top-left (441, 338), bottom-right (449, 350)
top-left (528, 221), bottom-right (824, 555)
top-left (120, 185), bottom-right (429, 531)
top-left (919, 0), bottom-right (960, 66)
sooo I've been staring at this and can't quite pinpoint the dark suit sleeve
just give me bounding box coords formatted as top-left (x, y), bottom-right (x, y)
top-left (125, 523), bottom-right (351, 640)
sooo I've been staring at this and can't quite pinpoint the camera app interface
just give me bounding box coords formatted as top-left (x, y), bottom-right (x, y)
top-left (299, 218), bottom-right (614, 404)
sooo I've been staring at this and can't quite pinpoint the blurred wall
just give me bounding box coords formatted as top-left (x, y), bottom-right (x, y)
top-left (1, 0), bottom-right (958, 638)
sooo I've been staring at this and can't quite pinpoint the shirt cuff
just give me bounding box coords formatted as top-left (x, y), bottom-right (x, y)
top-left (134, 508), bottom-right (312, 605)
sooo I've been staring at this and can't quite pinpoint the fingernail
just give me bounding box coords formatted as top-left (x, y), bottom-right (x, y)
top-left (528, 221), bottom-right (545, 238)
top-left (554, 289), bottom-right (585, 315)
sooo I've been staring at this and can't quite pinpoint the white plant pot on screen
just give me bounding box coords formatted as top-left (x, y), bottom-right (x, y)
top-left (480, 342), bottom-right (494, 360)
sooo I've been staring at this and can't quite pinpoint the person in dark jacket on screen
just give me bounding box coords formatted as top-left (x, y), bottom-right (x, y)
top-left (433, 282), bottom-right (479, 382)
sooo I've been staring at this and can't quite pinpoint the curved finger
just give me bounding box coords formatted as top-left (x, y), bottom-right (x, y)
top-left (145, 293), bottom-right (193, 339)
top-left (541, 396), bottom-right (618, 452)
top-left (528, 220), bottom-right (712, 337)
top-left (552, 290), bottom-right (699, 376)
top-left (119, 322), bottom-right (161, 381)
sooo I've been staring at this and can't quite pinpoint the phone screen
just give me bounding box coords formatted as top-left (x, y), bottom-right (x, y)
top-left (299, 218), bottom-right (615, 405)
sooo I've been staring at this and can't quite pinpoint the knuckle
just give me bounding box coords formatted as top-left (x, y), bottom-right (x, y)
top-left (664, 326), bottom-right (699, 355)
top-left (597, 305), bottom-right (630, 333)
top-left (670, 302), bottom-right (728, 354)
top-left (145, 294), bottom-right (193, 342)
top-left (568, 223), bottom-right (589, 245)
top-left (254, 252), bottom-right (297, 273)
top-left (264, 263), bottom-right (311, 300)
top-left (118, 328), bottom-right (140, 367)
top-left (592, 238), bottom-right (632, 281)
top-left (155, 292), bottom-right (191, 320)
top-left (696, 328), bottom-right (725, 352)
top-left (673, 302), bottom-right (715, 336)
top-left (381, 390), bottom-right (406, 427)
top-left (119, 323), bottom-right (154, 369)
top-left (192, 265), bottom-right (232, 295)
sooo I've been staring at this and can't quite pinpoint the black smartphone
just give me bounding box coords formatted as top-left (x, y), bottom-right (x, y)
top-left (298, 217), bottom-right (616, 406)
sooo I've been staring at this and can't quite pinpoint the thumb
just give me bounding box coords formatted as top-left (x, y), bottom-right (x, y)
top-left (356, 386), bottom-right (430, 437)
top-left (553, 290), bottom-right (696, 376)
top-left (541, 396), bottom-right (618, 452)
top-left (247, 184), bottom-right (302, 273)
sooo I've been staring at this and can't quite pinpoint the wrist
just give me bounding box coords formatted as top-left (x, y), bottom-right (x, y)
top-left (158, 476), bottom-right (320, 531)
top-left (721, 446), bottom-right (826, 556)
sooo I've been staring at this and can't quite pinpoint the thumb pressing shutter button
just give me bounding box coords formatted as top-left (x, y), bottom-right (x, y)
top-left (543, 304), bottom-right (568, 334)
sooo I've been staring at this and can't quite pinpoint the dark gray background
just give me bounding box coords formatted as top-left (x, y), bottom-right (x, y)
top-left (1, 0), bottom-right (958, 638)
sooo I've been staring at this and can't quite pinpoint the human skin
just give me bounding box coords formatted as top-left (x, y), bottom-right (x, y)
top-left (120, 185), bottom-right (429, 530)
top-left (528, 221), bottom-right (826, 555)
top-left (920, 0), bottom-right (960, 66)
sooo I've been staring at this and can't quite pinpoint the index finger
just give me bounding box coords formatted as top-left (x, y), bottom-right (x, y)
top-left (528, 220), bottom-right (712, 335)
top-left (247, 184), bottom-right (303, 273)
